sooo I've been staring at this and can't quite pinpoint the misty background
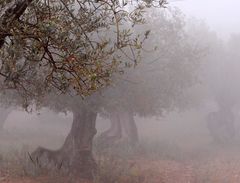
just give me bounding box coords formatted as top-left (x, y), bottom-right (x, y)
top-left (1, 0), bottom-right (240, 153)
top-left (174, 0), bottom-right (240, 39)
top-left (2, 1), bottom-right (240, 182)
top-left (2, 2), bottom-right (240, 183)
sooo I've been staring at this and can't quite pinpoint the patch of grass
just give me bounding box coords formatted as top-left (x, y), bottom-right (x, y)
top-left (4, 138), bottom-right (240, 183)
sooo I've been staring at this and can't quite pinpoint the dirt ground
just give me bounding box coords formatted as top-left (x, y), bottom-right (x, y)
top-left (2, 148), bottom-right (240, 183)
top-left (2, 110), bottom-right (240, 183)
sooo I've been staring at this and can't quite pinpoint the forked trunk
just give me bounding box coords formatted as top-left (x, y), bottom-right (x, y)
top-left (97, 108), bottom-right (139, 147)
top-left (120, 109), bottom-right (139, 145)
top-left (31, 107), bottom-right (97, 179)
top-left (97, 110), bottom-right (121, 143)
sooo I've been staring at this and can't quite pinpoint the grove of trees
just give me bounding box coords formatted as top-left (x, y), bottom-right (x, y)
top-left (0, 0), bottom-right (208, 180)
top-left (0, 0), bottom-right (168, 178)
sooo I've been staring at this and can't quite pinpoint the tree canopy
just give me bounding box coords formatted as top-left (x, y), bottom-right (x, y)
top-left (0, 0), bottom-right (166, 106)
top-left (101, 8), bottom-right (204, 117)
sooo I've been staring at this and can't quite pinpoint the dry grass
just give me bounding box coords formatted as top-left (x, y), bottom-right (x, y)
top-left (2, 132), bottom-right (240, 182)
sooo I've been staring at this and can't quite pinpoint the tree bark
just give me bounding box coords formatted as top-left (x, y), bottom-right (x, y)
top-left (97, 108), bottom-right (139, 147)
top-left (31, 107), bottom-right (97, 179)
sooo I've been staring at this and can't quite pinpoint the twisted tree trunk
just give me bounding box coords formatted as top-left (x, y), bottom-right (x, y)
top-left (98, 110), bottom-right (121, 143)
top-left (31, 107), bottom-right (97, 179)
top-left (120, 109), bottom-right (138, 145)
top-left (98, 108), bottom-right (139, 147)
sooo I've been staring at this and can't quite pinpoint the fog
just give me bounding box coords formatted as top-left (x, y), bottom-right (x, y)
top-left (174, 0), bottom-right (240, 39)
top-left (2, 1), bottom-right (240, 182)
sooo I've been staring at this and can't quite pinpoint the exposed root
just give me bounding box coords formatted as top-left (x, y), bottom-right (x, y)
top-left (29, 147), bottom-right (69, 174)
top-left (29, 147), bottom-right (96, 179)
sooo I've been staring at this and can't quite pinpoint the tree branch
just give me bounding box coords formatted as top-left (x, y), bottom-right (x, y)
top-left (0, 0), bottom-right (33, 49)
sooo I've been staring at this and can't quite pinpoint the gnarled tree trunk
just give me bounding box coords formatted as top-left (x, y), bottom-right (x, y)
top-left (31, 107), bottom-right (97, 179)
top-left (98, 110), bottom-right (122, 143)
top-left (98, 108), bottom-right (138, 147)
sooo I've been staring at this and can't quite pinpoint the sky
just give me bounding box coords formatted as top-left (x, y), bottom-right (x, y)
top-left (171, 0), bottom-right (240, 39)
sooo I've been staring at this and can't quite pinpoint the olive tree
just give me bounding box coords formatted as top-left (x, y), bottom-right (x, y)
top-left (0, 0), bottom-right (167, 178)
top-left (98, 8), bottom-right (205, 146)
top-left (205, 33), bottom-right (240, 143)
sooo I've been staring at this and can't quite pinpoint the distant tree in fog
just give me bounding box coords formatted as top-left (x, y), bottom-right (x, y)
top-left (0, 0), bottom-right (167, 178)
top-left (202, 32), bottom-right (240, 143)
top-left (97, 8), bottom-right (205, 146)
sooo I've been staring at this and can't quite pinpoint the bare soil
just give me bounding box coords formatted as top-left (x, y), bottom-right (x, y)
top-left (2, 148), bottom-right (240, 183)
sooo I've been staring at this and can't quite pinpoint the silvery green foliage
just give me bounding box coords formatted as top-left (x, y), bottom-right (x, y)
top-left (0, 0), bottom-right (166, 108)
